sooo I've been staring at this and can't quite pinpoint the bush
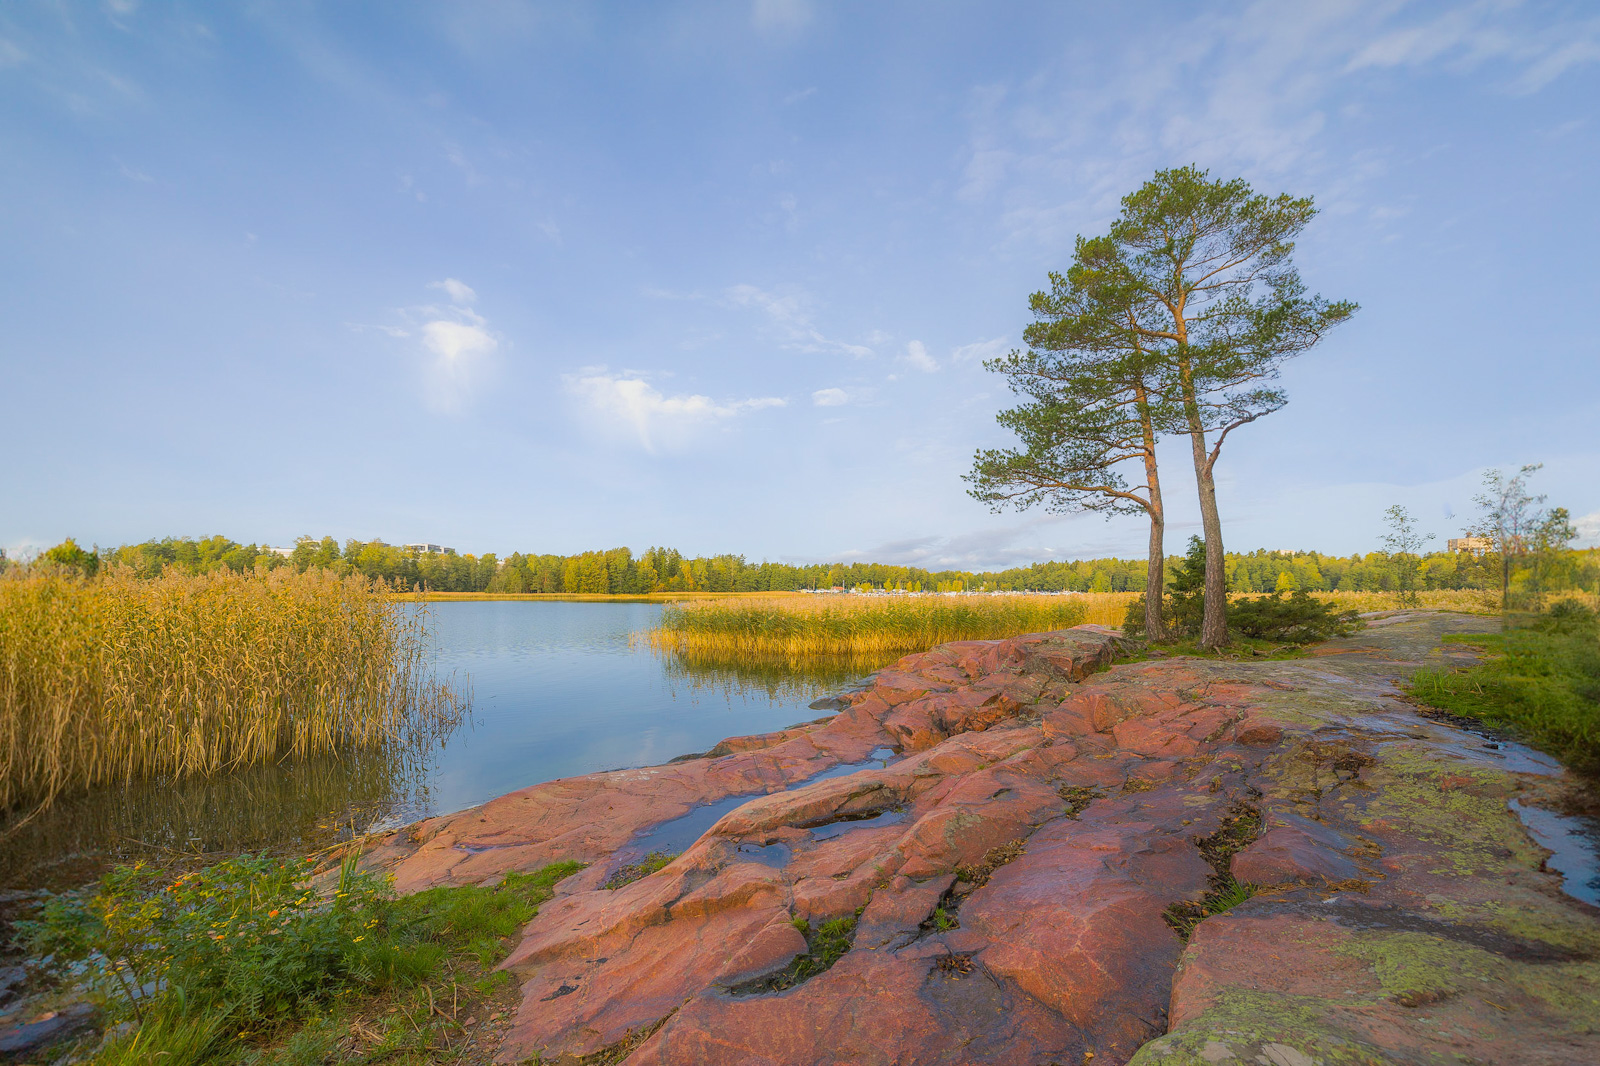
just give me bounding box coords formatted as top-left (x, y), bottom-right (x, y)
top-left (1229, 590), bottom-right (1361, 644)
top-left (24, 854), bottom-right (389, 1023)
top-left (1123, 537), bottom-right (1358, 645)
top-left (22, 853), bottom-right (583, 1028)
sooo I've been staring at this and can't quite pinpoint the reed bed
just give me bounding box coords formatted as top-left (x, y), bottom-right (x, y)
top-left (1286, 589), bottom-right (1502, 615)
top-left (0, 567), bottom-right (462, 819)
top-left (648, 594), bottom-right (1099, 668)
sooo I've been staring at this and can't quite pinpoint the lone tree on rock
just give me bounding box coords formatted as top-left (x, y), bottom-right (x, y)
top-left (967, 248), bottom-right (1178, 639)
top-left (1090, 166), bottom-right (1357, 648)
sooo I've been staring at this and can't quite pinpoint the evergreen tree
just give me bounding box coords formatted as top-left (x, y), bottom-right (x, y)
top-left (1092, 166), bottom-right (1356, 647)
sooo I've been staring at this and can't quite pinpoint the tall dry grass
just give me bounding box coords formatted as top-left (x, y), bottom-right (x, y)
top-left (0, 567), bottom-right (461, 819)
top-left (648, 593), bottom-right (1102, 669)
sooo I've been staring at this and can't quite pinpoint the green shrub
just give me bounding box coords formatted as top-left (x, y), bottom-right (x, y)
top-left (1228, 590), bottom-right (1360, 644)
top-left (22, 853), bottom-right (582, 1029)
top-left (1124, 536), bottom-right (1358, 645)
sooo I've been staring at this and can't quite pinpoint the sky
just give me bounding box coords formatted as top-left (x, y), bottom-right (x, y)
top-left (2, 0), bottom-right (1597, 570)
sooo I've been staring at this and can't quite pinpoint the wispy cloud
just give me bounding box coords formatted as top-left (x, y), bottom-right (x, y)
top-left (429, 277), bottom-right (477, 305)
top-left (358, 279), bottom-right (500, 412)
top-left (726, 283), bottom-right (875, 358)
top-left (565, 369), bottom-right (785, 453)
top-left (1347, 2), bottom-right (1600, 93)
top-left (751, 0), bottom-right (811, 34)
top-left (950, 337), bottom-right (1009, 365)
top-left (901, 340), bottom-right (938, 373)
top-left (960, 1), bottom-right (1600, 248)
top-left (116, 158), bottom-right (153, 182)
top-left (817, 516), bottom-right (1116, 571)
top-left (812, 387), bottom-right (848, 407)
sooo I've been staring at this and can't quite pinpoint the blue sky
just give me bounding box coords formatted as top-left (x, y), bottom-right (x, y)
top-left (3, 0), bottom-right (1597, 569)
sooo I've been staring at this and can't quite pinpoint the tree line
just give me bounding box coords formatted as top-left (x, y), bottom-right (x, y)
top-left (14, 532), bottom-right (1594, 600)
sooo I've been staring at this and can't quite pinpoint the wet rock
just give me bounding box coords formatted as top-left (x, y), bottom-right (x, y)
top-left (0, 1002), bottom-right (97, 1060)
top-left (0, 967), bottom-right (24, 1008)
top-left (1229, 812), bottom-right (1363, 885)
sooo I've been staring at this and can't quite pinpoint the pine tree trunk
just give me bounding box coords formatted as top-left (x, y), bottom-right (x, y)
top-left (1144, 504), bottom-right (1166, 640)
top-left (1176, 353), bottom-right (1229, 649)
top-left (1137, 382), bottom-right (1167, 640)
top-left (1192, 455), bottom-right (1229, 648)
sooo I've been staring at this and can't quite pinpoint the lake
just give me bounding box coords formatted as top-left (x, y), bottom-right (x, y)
top-left (0, 601), bottom-right (870, 890)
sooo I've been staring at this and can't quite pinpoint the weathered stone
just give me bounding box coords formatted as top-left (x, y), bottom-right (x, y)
top-left (360, 615), bottom-right (1600, 1066)
top-left (1230, 812), bottom-right (1362, 885)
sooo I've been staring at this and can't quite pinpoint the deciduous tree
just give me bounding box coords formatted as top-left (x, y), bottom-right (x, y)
top-left (1380, 505), bottom-right (1433, 607)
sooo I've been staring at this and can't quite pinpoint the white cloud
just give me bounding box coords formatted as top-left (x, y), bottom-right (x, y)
top-left (421, 320), bottom-right (495, 364)
top-left (812, 387), bottom-right (848, 407)
top-left (902, 340), bottom-right (938, 373)
top-left (0, 38), bottom-right (27, 68)
top-left (1576, 510), bottom-right (1600, 548)
top-left (429, 278), bottom-right (477, 305)
top-left (360, 280), bottom-right (500, 412)
top-left (566, 369), bottom-right (785, 453)
top-left (752, 0), bottom-right (811, 33)
top-left (950, 337), bottom-right (1009, 365)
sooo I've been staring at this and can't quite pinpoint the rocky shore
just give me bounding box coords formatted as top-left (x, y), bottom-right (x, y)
top-left (361, 614), bottom-right (1600, 1065)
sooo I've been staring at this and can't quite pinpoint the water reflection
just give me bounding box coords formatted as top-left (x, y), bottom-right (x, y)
top-left (2, 602), bottom-right (880, 891)
top-left (655, 646), bottom-right (884, 704)
top-left (0, 745), bottom-right (437, 892)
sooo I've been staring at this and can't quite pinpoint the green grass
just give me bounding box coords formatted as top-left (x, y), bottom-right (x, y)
top-left (23, 854), bottom-right (582, 1065)
top-left (733, 913), bottom-right (860, 994)
top-left (1407, 606), bottom-right (1600, 772)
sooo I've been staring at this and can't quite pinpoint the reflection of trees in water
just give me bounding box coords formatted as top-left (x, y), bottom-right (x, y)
top-left (0, 743), bottom-right (440, 892)
top-left (655, 647), bottom-right (890, 704)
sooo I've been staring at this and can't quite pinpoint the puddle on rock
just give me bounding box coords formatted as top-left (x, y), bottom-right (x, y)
top-left (1511, 799), bottom-right (1600, 908)
top-left (733, 842), bottom-right (793, 868)
top-left (630, 792), bottom-right (758, 856)
top-left (623, 749), bottom-right (902, 857)
top-left (802, 748), bottom-right (897, 785)
top-left (810, 807), bottom-right (908, 841)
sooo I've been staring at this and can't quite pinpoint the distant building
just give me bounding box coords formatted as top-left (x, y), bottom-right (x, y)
top-left (265, 546), bottom-right (294, 558)
top-left (1448, 536), bottom-right (1493, 553)
top-left (404, 543), bottom-right (454, 555)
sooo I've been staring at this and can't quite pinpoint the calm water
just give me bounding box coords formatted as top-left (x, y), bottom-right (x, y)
top-left (414, 602), bottom-right (851, 821)
top-left (0, 602), bottom-right (866, 890)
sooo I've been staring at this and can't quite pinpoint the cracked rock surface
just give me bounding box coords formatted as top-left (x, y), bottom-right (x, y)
top-left (362, 615), bottom-right (1600, 1065)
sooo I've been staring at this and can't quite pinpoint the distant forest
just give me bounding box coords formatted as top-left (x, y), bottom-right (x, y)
top-left (25, 533), bottom-right (1597, 596)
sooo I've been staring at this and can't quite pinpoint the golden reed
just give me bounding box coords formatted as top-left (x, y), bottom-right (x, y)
top-left (0, 567), bottom-right (459, 818)
top-left (646, 593), bottom-right (1123, 666)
